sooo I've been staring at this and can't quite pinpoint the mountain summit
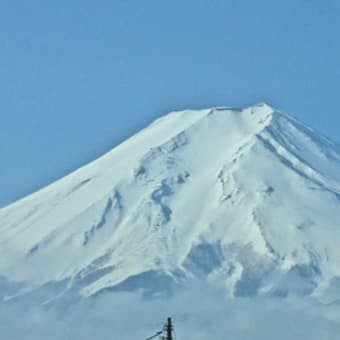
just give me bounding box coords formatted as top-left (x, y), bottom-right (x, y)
top-left (1, 104), bottom-right (340, 302)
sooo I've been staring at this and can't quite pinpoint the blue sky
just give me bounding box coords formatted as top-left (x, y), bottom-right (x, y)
top-left (0, 0), bottom-right (339, 207)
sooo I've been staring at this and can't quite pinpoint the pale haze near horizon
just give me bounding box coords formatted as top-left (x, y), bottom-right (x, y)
top-left (0, 0), bottom-right (339, 207)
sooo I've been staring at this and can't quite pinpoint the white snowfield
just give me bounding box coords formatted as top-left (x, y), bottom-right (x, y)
top-left (1, 103), bottom-right (340, 301)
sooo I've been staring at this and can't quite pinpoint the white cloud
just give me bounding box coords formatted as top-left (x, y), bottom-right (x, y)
top-left (1, 280), bottom-right (340, 340)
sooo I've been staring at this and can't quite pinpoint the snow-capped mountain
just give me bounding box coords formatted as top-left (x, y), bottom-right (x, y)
top-left (1, 103), bottom-right (340, 302)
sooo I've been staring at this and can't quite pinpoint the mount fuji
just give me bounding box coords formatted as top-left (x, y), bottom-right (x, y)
top-left (1, 103), bottom-right (340, 304)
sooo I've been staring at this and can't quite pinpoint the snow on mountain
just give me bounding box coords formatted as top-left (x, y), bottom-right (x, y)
top-left (1, 103), bottom-right (340, 302)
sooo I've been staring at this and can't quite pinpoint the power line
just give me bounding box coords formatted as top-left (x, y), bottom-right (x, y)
top-left (145, 317), bottom-right (175, 340)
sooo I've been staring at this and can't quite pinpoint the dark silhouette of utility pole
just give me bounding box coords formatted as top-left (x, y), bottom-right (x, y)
top-left (164, 317), bottom-right (173, 340)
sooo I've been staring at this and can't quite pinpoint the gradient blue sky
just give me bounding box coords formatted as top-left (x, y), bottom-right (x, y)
top-left (0, 0), bottom-right (339, 207)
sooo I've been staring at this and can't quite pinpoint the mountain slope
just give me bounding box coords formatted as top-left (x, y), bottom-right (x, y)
top-left (1, 103), bottom-right (340, 301)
